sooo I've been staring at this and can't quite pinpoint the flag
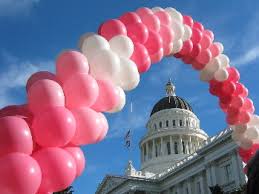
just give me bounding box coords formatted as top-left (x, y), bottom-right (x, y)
top-left (124, 129), bottom-right (131, 149)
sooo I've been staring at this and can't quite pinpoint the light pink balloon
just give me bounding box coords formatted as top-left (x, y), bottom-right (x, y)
top-left (136, 7), bottom-right (153, 17)
top-left (139, 13), bottom-right (160, 32)
top-left (32, 106), bottom-right (76, 147)
top-left (0, 116), bottom-right (33, 157)
top-left (71, 107), bottom-right (103, 145)
top-left (196, 49), bottom-right (212, 64)
top-left (95, 113), bottom-right (109, 143)
top-left (130, 43), bottom-right (151, 73)
top-left (63, 73), bottom-right (99, 109)
top-left (154, 10), bottom-right (171, 26)
top-left (64, 147), bottom-right (86, 177)
top-left (144, 30), bottom-right (163, 56)
top-left (98, 19), bottom-right (127, 40)
top-left (28, 79), bottom-right (65, 114)
top-left (203, 29), bottom-right (214, 41)
top-left (33, 147), bottom-right (76, 193)
top-left (26, 71), bottom-right (60, 92)
top-left (91, 80), bottom-right (120, 112)
top-left (119, 12), bottom-right (141, 25)
top-left (56, 50), bottom-right (89, 84)
top-left (0, 153), bottom-right (41, 194)
top-left (159, 24), bottom-right (174, 56)
top-left (200, 34), bottom-right (212, 49)
top-left (209, 43), bottom-right (221, 58)
top-left (126, 22), bottom-right (149, 44)
top-left (150, 47), bottom-right (164, 63)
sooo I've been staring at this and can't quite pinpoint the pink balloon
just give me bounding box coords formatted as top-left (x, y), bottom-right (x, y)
top-left (0, 116), bottom-right (33, 157)
top-left (98, 19), bottom-right (127, 40)
top-left (195, 49), bottom-right (212, 64)
top-left (95, 113), bottom-right (109, 143)
top-left (144, 30), bottom-right (163, 56)
top-left (119, 12), bottom-right (141, 25)
top-left (191, 60), bottom-right (206, 70)
top-left (56, 50), bottom-right (89, 84)
top-left (150, 47), bottom-right (164, 63)
top-left (182, 56), bottom-right (194, 64)
top-left (179, 40), bottom-right (193, 56)
top-left (183, 15), bottom-right (193, 27)
top-left (64, 147), bottom-right (86, 177)
top-left (28, 79), bottom-right (65, 114)
top-left (139, 13), bottom-right (160, 32)
top-left (136, 7), bottom-right (153, 17)
top-left (221, 81), bottom-right (236, 97)
top-left (164, 42), bottom-right (174, 57)
top-left (130, 43), bottom-right (151, 73)
top-left (227, 67), bottom-right (240, 82)
top-left (191, 28), bottom-right (202, 44)
top-left (189, 44), bottom-right (201, 58)
top-left (32, 106), bottom-right (76, 147)
top-left (234, 83), bottom-right (246, 96)
top-left (71, 107), bottom-right (103, 145)
top-left (193, 21), bottom-right (204, 31)
top-left (91, 79), bottom-right (120, 112)
top-left (63, 73), bottom-right (99, 109)
top-left (209, 43), bottom-right (221, 58)
top-left (203, 29), bottom-right (214, 41)
top-left (26, 71), bottom-right (60, 92)
top-left (0, 153), bottom-right (41, 194)
top-left (230, 96), bottom-right (245, 109)
top-left (239, 111), bottom-right (252, 125)
top-left (200, 34), bottom-right (212, 49)
top-left (33, 148), bottom-right (76, 193)
top-left (126, 22), bottom-right (149, 44)
top-left (154, 10), bottom-right (171, 26)
top-left (243, 98), bottom-right (254, 112)
top-left (159, 25), bottom-right (174, 56)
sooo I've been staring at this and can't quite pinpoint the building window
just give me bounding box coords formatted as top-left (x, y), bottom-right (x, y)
top-left (225, 164), bottom-right (232, 182)
top-left (173, 120), bottom-right (176, 127)
top-left (154, 123), bottom-right (157, 130)
top-left (159, 122), bottom-right (162, 128)
top-left (155, 144), bottom-right (158, 157)
top-left (186, 120), bottom-right (189, 127)
top-left (167, 142), bottom-right (171, 155)
top-left (166, 120), bottom-right (169, 127)
top-left (180, 120), bottom-right (183, 127)
top-left (182, 141), bottom-right (186, 154)
top-left (196, 182), bottom-right (201, 193)
top-left (174, 142), bottom-right (178, 154)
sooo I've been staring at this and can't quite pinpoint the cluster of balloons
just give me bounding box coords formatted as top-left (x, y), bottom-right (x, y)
top-left (0, 6), bottom-right (257, 193)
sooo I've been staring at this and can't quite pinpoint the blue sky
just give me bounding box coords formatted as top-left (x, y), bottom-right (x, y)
top-left (0, 0), bottom-right (259, 193)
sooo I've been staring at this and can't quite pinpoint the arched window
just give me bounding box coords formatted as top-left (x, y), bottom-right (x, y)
top-left (180, 120), bottom-right (183, 127)
top-left (167, 142), bottom-right (171, 155)
top-left (166, 120), bottom-right (169, 127)
top-left (182, 141), bottom-right (186, 154)
top-left (173, 120), bottom-right (176, 127)
top-left (174, 142), bottom-right (178, 154)
top-left (159, 121), bottom-right (162, 128)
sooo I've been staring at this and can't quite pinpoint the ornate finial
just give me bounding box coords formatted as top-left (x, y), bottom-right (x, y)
top-left (165, 78), bottom-right (176, 97)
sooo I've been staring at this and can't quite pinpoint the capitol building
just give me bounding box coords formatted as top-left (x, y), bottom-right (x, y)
top-left (95, 80), bottom-right (246, 194)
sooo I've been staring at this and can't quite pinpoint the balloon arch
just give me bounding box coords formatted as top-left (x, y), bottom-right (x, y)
top-left (0, 6), bottom-right (258, 194)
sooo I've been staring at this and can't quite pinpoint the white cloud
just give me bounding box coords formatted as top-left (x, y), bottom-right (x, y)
top-left (0, 51), bottom-right (53, 108)
top-left (0, 0), bottom-right (40, 17)
top-left (232, 46), bottom-right (259, 67)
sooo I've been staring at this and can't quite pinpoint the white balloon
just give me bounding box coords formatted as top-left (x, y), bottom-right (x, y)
top-left (171, 39), bottom-right (183, 54)
top-left (106, 86), bottom-right (126, 113)
top-left (182, 25), bottom-right (192, 41)
top-left (165, 7), bottom-right (183, 23)
top-left (214, 68), bottom-right (229, 82)
top-left (245, 126), bottom-right (259, 140)
top-left (109, 35), bottom-right (134, 58)
top-left (200, 69), bottom-right (214, 82)
top-left (204, 57), bottom-right (221, 73)
top-left (218, 54), bottom-right (230, 68)
top-left (90, 49), bottom-right (120, 81)
top-left (115, 57), bottom-right (140, 91)
top-left (214, 42), bottom-right (224, 54)
top-left (78, 32), bottom-right (95, 50)
top-left (248, 114), bottom-right (259, 127)
top-left (81, 34), bottom-right (110, 63)
top-left (171, 20), bottom-right (184, 41)
top-left (239, 138), bottom-right (253, 149)
top-left (231, 124), bottom-right (248, 134)
top-left (152, 7), bottom-right (164, 12)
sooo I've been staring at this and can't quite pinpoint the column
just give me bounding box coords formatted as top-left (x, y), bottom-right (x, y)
top-left (199, 174), bottom-right (205, 194)
top-left (179, 135), bottom-right (183, 154)
top-left (152, 139), bottom-right (155, 158)
top-left (161, 137), bottom-right (164, 156)
top-left (170, 136), bottom-right (174, 154)
top-left (197, 137), bottom-right (200, 148)
top-left (186, 140), bottom-right (189, 154)
top-left (210, 163), bottom-right (217, 185)
top-left (231, 152), bottom-right (240, 187)
top-left (187, 180), bottom-right (192, 194)
top-left (205, 165), bottom-right (212, 193)
top-left (189, 136), bottom-right (193, 153)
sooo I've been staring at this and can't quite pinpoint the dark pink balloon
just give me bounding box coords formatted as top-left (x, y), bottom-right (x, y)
top-left (0, 116), bottom-right (33, 157)
top-left (119, 12), bottom-right (141, 25)
top-left (159, 25), bottom-right (174, 55)
top-left (221, 81), bottom-right (236, 96)
top-left (191, 28), bottom-right (202, 44)
top-left (226, 113), bottom-right (239, 125)
top-left (183, 15), bottom-right (193, 27)
top-left (28, 79), bottom-right (65, 114)
top-left (144, 30), bottom-right (163, 56)
top-left (174, 53), bottom-right (183, 59)
top-left (209, 79), bottom-right (223, 96)
top-left (65, 147), bottom-right (86, 177)
top-left (71, 107), bottom-right (104, 145)
top-left (32, 106), bottom-right (76, 147)
top-left (63, 73), bottom-right (99, 109)
top-left (203, 29), bottom-right (214, 41)
top-left (182, 56), bottom-right (194, 64)
top-left (191, 60), bottom-right (206, 70)
top-left (179, 40), bottom-right (193, 56)
top-left (243, 98), bottom-right (254, 113)
top-left (98, 19), bottom-right (127, 40)
top-left (26, 71), bottom-right (60, 92)
top-left (230, 96), bottom-right (245, 109)
top-left (209, 43), bottom-right (221, 58)
top-left (154, 10), bottom-right (171, 26)
top-left (189, 44), bottom-right (201, 58)
top-left (193, 21), bottom-right (204, 31)
top-left (200, 34), bottom-right (212, 49)
top-left (220, 94), bottom-right (234, 104)
top-left (130, 43), bottom-right (151, 73)
top-left (239, 111), bottom-right (252, 125)
top-left (56, 50), bottom-right (89, 84)
top-left (126, 22), bottom-right (149, 44)
top-left (136, 7), bottom-right (153, 17)
top-left (0, 153), bottom-right (42, 194)
top-left (139, 13), bottom-right (160, 32)
top-left (227, 67), bottom-right (240, 83)
top-left (33, 148), bottom-right (76, 193)
top-left (91, 79), bottom-right (120, 112)
top-left (195, 49), bottom-right (212, 64)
